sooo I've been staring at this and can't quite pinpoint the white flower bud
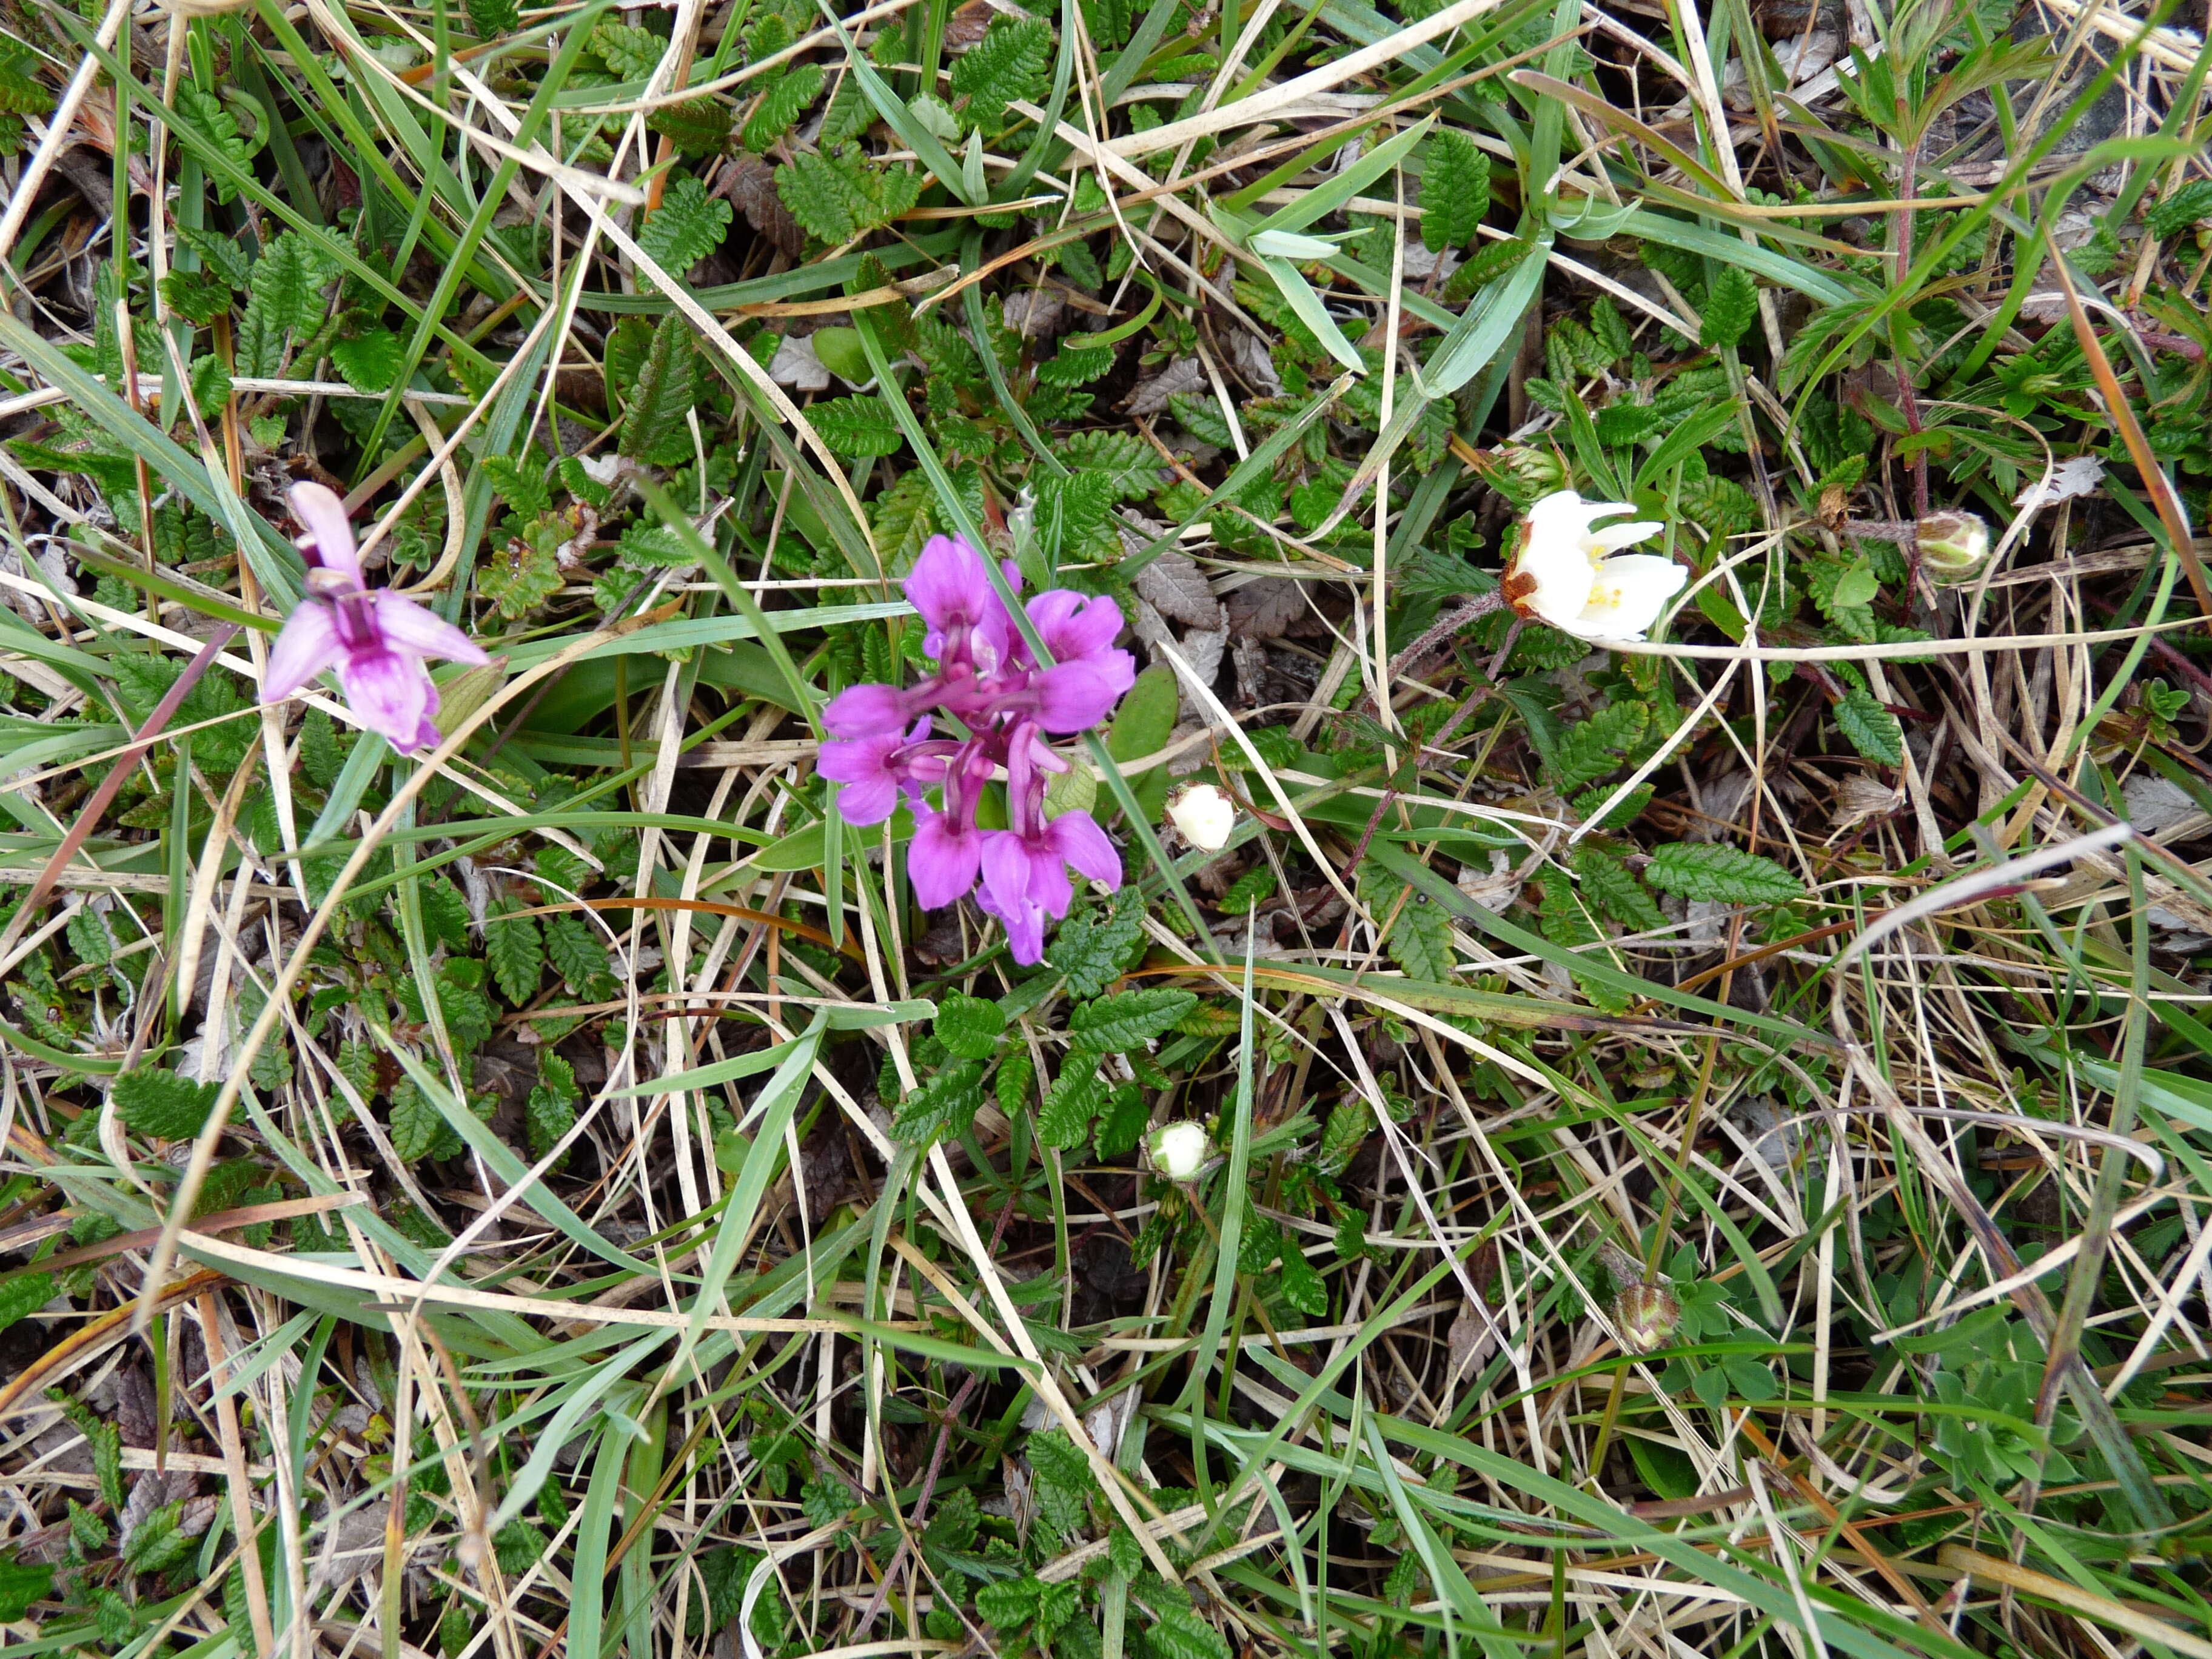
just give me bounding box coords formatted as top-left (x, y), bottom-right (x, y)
top-left (1147, 1121), bottom-right (1211, 1181)
top-left (1165, 782), bottom-right (1238, 853)
top-left (1917, 510), bottom-right (1991, 581)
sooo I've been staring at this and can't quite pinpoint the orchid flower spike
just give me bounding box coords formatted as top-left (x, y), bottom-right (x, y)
top-left (816, 534), bottom-right (1136, 965)
top-left (1502, 490), bottom-right (1687, 642)
top-left (260, 481), bottom-right (489, 754)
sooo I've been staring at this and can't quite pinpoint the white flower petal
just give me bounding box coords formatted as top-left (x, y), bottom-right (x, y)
top-left (1585, 519), bottom-right (1665, 555)
top-left (1509, 530), bottom-right (1598, 628)
top-left (1568, 554), bottom-right (1687, 640)
top-left (1165, 782), bottom-right (1238, 852)
top-left (1148, 1121), bottom-right (1211, 1180)
top-left (1522, 489), bottom-right (1601, 545)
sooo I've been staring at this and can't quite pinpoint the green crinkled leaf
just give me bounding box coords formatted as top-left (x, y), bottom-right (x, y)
top-left (774, 147), bottom-right (920, 244)
top-left (1700, 265), bottom-right (1759, 349)
top-left (527, 1081), bottom-right (576, 1164)
top-left (1031, 468), bottom-right (1119, 562)
top-left (976, 1576), bottom-right (1042, 1629)
top-left (997, 1048), bottom-right (1036, 1114)
top-left (122, 1502), bottom-right (197, 1575)
top-left (414, 874), bottom-right (472, 953)
top-left (807, 394), bottom-right (906, 458)
top-left (331, 325), bottom-right (406, 393)
top-left (1547, 700), bottom-right (1650, 794)
top-left (1441, 233), bottom-right (1536, 304)
top-left (620, 311), bottom-right (704, 464)
top-left (1069, 988), bottom-right (1197, 1053)
top-left (0, 1271), bottom-right (55, 1336)
top-left (484, 896), bottom-right (545, 1004)
top-left (1419, 128), bottom-right (1490, 253)
top-left (1358, 860), bottom-right (1458, 980)
top-left (483, 452), bottom-right (552, 519)
top-left (248, 232), bottom-right (336, 339)
top-left (1644, 842), bottom-right (1802, 905)
top-left (387, 1084), bottom-right (443, 1162)
top-left (159, 268), bottom-right (233, 326)
top-left (2146, 177), bottom-right (2212, 237)
top-left (637, 175), bottom-right (734, 280)
top-left (933, 991), bottom-right (1005, 1059)
top-left (1834, 686), bottom-right (1905, 765)
top-left (1036, 1061), bottom-right (1103, 1149)
top-left (1148, 1604), bottom-right (1233, 1659)
top-left (650, 95), bottom-right (734, 157)
top-left (175, 84), bottom-right (261, 204)
top-left (870, 469), bottom-right (936, 566)
top-left (545, 912), bottom-right (615, 998)
top-left (1277, 1247), bottom-right (1327, 1317)
top-left (950, 15), bottom-right (1053, 130)
top-left (1094, 1079), bottom-right (1148, 1159)
top-left (592, 21), bottom-right (666, 76)
top-left (817, 64), bottom-right (875, 147)
top-left (1570, 844), bottom-right (1665, 932)
top-left (0, 42), bottom-right (51, 121)
top-left (1167, 390), bottom-right (1232, 447)
top-left (479, 518), bottom-right (565, 618)
top-left (742, 64), bottom-right (824, 152)
top-left (466, 0), bottom-right (520, 34)
top-left (115, 1069), bottom-right (221, 1141)
top-left (1047, 888), bottom-right (1145, 997)
top-left (890, 1059), bottom-right (986, 1145)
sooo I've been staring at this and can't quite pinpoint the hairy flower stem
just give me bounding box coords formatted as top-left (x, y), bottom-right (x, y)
top-left (1371, 589), bottom-right (1505, 706)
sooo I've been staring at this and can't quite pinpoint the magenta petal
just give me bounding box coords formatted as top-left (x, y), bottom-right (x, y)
top-left (337, 649), bottom-right (436, 752)
top-left (974, 881), bottom-right (1045, 965)
top-left (289, 481), bottom-right (364, 586)
top-left (373, 591), bottom-right (489, 665)
top-left (905, 536), bottom-right (987, 639)
top-left (1029, 589), bottom-right (1125, 663)
top-left (820, 737), bottom-right (900, 824)
top-left (909, 814), bottom-right (983, 910)
top-left (977, 831), bottom-right (1031, 917)
top-left (1024, 843), bottom-right (1074, 919)
top-left (1048, 811), bottom-right (1121, 890)
top-left (823, 682), bottom-right (910, 739)
top-left (835, 773), bottom-right (899, 824)
top-left (261, 603), bottom-right (341, 702)
top-left (1031, 661), bottom-right (1126, 732)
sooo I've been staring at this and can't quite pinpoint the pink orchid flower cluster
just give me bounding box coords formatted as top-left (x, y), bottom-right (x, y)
top-left (820, 535), bottom-right (1136, 964)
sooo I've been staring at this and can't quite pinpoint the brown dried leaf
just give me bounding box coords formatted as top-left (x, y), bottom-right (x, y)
top-left (114, 1367), bottom-right (156, 1448)
top-left (945, 0), bottom-right (996, 48)
top-left (1125, 357), bottom-right (1207, 417)
top-left (719, 153), bottom-right (805, 260)
top-left (1133, 550), bottom-right (1220, 629)
top-left (1224, 577), bottom-right (1307, 640)
top-left (1002, 288), bottom-right (1067, 339)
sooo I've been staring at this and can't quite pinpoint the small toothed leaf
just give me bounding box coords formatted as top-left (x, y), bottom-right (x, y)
top-left (637, 175), bottom-right (733, 280)
top-left (1645, 842), bottom-right (1801, 905)
top-left (1700, 264), bottom-right (1758, 349)
top-left (1419, 128), bottom-right (1490, 253)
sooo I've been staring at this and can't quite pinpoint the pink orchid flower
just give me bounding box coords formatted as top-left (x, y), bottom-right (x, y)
top-left (260, 482), bottom-right (489, 754)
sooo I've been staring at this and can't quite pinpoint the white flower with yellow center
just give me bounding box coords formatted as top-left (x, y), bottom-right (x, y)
top-left (1502, 491), bottom-right (1686, 641)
